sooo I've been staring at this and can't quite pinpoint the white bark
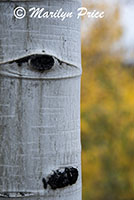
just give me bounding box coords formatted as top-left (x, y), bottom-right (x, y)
top-left (0, 1), bottom-right (82, 200)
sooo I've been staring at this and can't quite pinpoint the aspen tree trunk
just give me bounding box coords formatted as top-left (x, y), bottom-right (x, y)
top-left (0, 1), bottom-right (82, 200)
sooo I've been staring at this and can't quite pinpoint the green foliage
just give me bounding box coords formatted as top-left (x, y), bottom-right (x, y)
top-left (81, 2), bottom-right (134, 200)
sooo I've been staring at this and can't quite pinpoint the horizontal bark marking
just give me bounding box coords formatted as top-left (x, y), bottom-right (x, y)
top-left (0, 192), bottom-right (35, 198)
top-left (8, 54), bottom-right (54, 72)
top-left (0, 54), bottom-right (82, 80)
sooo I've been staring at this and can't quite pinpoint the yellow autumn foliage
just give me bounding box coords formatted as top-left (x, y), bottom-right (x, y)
top-left (81, 2), bottom-right (134, 200)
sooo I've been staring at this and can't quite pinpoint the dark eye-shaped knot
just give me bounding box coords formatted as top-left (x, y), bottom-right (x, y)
top-left (29, 55), bottom-right (54, 72)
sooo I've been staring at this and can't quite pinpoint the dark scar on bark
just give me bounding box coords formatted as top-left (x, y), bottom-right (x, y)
top-left (42, 178), bottom-right (47, 189)
top-left (12, 56), bottom-right (30, 67)
top-left (9, 54), bottom-right (54, 72)
top-left (42, 167), bottom-right (78, 190)
top-left (57, 58), bottom-right (63, 65)
top-left (29, 55), bottom-right (54, 71)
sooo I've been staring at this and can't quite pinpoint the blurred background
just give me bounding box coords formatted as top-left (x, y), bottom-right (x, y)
top-left (81, 0), bottom-right (134, 199)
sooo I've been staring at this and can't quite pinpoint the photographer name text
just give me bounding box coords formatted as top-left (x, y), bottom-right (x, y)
top-left (14, 7), bottom-right (105, 20)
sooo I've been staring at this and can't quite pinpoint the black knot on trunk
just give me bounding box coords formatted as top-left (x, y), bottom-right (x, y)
top-left (42, 167), bottom-right (78, 190)
top-left (30, 55), bottom-right (54, 72)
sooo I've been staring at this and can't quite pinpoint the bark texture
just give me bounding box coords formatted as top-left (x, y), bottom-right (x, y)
top-left (0, 1), bottom-right (82, 200)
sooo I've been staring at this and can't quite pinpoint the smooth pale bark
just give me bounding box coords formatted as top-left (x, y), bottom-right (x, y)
top-left (0, 1), bottom-right (82, 200)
